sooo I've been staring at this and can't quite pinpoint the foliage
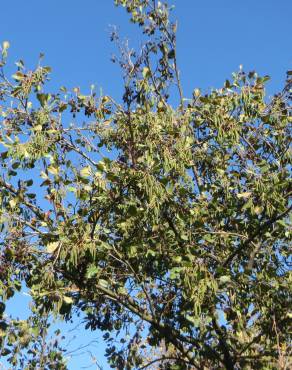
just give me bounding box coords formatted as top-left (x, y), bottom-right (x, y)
top-left (0, 1), bottom-right (291, 369)
top-left (0, 312), bottom-right (66, 369)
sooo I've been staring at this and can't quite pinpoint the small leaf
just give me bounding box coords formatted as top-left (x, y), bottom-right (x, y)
top-left (33, 124), bottom-right (43, 131)
top-left (142, 67), bottom-right (151, 79)
top-left (1, 348), bottom-right (11, 356)
top-left (0, 302), bottom-right (6, 315)
top-left (12, 162), bottom-right (20, 169)
top-left (80, 166), bottom-right (91, 178)
top-left (173, 256), bottom-right (182, 263)
top-left (2, 41), bottom-right (10, 50)
top-left (46, 242), bottom-right (59, 253)
top-left (42, 66), bottom-right (52, 73)
top-left (254, 206), bottom-right (263, 215)
top-left (186, 315), bottom-right (200, 326)
top-left (98, 279), bottom-right (109, 288)
top-left (117, 287), bottom-right (127, 295)
top-left (262, 75), bottom-right (270, 83)
top-left (48, 165), bottom-right (59, 176)
top-left (63, 296), bottom-right (73, 305)
top-left (237, 192), bottom-right (252, 199)
top-left (15, 59), bottom-right (25, 69)
top-left (25, 179), bottom-right (33, 186)
top-left (86, 265), bottom-right (100, 279)
top-left (37, 93), bottom-right (50, 107)
top-left (225, 79), bottom-right (231, 88)
top-left (170, 267), bottom-right (181, 280)
top-left (193, 88), bottom-right (201, 97)
top-left (219, 276), bottom-right (231, 284)
top-left (167, 49), bottom-right (175, 59)
top-left (128, 205), bottom-right (137, 216)
top-left (1, 151), bottom-right (8, 159)
top-left (9, 198), bottom-right (17, 208)
top-left (12, 71), bottom-right (25, 81)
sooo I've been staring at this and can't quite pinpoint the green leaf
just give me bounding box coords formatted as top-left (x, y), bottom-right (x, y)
top-left (142, 67), bottom-right (151, 78)
top-left (86, 265), bottom-right (100, 279)
top-left (46, 242), bottom-right (59, 253)
top-left (12, 71), bottom-right (25, 81)
top-left (9, 198), bottom-right (17, 208)
top-left (167, 49), bottom-right (175, 59)
top-left (170, 267), bottom-right (182, 280)
top-left (1, 348), bottom-right (11, 356)
top-left (12, 162), bottom-right (20, 169)
top-left (25, 179), bottom-right (33, 186)
top-left (237, 192), bottom-right (252, 199)
top-left (47, 165), bottom-right (59, 176)
top-left (2, 41), bottom-right (10, 51)
top-left (0, 302), bottom-right (5, 315)
top-left (128, 205), bottom-right (137, 216)
top-left (63, 296), bottom-right (73, 305)
top-left (37, 93), bottom-right (50, 107)
top-left (219, 276), bottom-right (231, 285)
top-left (185, 315), bottom-right (200, 326)
top-left (98, 279), bottom-right (109, 289)
top-left (261, 75), bottom-right (270, 83)
top-left (42, 66), bottom-right (52, 74)
top-left (80, 166), bottom-right (91, 178)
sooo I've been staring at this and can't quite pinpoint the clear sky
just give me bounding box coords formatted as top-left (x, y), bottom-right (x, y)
top-left (2, 1), bottom-right (291, 97)
top-left (1, 0), bottom-right (291, 369)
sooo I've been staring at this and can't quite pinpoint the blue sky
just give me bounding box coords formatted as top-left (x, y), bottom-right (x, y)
top-left (1, 0), bottom-right (291, 369)
top-left (2, 0), bottom-right (291, 97)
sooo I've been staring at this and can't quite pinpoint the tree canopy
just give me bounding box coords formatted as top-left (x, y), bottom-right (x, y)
top-left (0, 1), bottom-right (291, 369)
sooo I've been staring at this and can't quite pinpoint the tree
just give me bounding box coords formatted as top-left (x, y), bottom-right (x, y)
top-left (0, 1), bottom-right (291, 368)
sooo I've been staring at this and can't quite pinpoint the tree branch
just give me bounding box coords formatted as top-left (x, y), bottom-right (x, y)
top-left (222, 204), bottom-right (292, 269)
